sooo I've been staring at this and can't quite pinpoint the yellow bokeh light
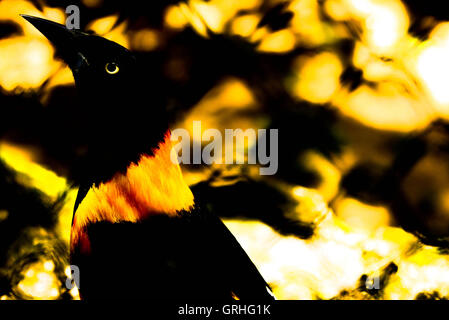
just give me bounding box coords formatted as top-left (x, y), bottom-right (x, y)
top-left (190, 1), bottom-right (224, 33)
top-left (324, 0), bottom-right (351, 21)
top-left (385, 247), bottom-right (449, 299)
top-left (300, 152), bottom-right (342, 202)
top-left (56, 189), bottom-right (77, 245)
top-left (417, 45), bottom-right (449, 105)
top-left (289, 0), bottom-right (329, 46)
top-left (165, 5), bottom-right (189, 30)
top-left (225, 216), bottom-right (366, 300)
top-left (0, 1), bottom-right (67, 91)
top-left (188, 0), bottom-right (262, 33)
top-left (0, 143), bottom-right (68, 199)
top-left (82, 0), bottom-right (103, 8)
top-left (43, 260), bottom-right (55, 272)
top-left (176, 78), bottom-right (266, 167)
top-left (42, 7), bottom-right (66, 24)
top-left (181, 78), bottom-right (257, 132)
top-left (131, 29), bottom-right (159, 51)
top-left (334, 83), bottom-right (434, 132)
top-left (291, 52), bottom-right (343, 104)
top-left (335, 197), bottom-right (391, 233)
top-left (17, 262), bottom-right (60, 300)
top-left (226, 207), bottom-right (449, 300)
top-left (291, 186), bottom-right (330, 225)
top-left (231, 14), bottom-right (260, 38)
top-left (44, 66), bottom-right (74, 90)
top-left (346, 0), bottom-right (409, 55)
top-left (69, 286), bottom-right (80, 299)
top-left (64, 265), bottom-right (72, 278)
top-left (87, 15), bottom-right (129, 48)
top-left (0, 210), bottom-right (8, 221)
top-left (179, 2), bottom-right (209, 38)
top-left (258, 29), bottom-right (296, 53)
top-left (0, 38), bottom-right (60, 91)
top-left (415, 23), bottom-right (449, 118)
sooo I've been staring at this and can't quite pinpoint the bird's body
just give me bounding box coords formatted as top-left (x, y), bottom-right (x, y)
top-left (70, 130), bottom-right (272, 300)
top-left (23, 15), bottom-right (274, 300)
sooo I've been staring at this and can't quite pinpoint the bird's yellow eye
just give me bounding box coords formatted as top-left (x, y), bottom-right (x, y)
top-left (105, 62), bottom-right (119, 75)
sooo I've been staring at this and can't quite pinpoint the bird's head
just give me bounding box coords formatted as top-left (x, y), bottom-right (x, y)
top-left (22, 15), bottom-right (168, 185)
top-left (21, 15), bottom-right (138, 100)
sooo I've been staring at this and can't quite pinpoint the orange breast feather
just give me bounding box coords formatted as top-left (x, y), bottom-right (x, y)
top-left (70, 131), bottom-right (195, 253)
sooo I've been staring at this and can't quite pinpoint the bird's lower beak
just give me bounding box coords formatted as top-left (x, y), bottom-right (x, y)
top-left (21, 15), bottom-right (89, 72)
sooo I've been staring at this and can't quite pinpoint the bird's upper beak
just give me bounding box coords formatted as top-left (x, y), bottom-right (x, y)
top-left (21, 15), bottom-right (89, 72)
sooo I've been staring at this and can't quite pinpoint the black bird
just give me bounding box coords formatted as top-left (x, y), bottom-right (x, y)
top-left (22, 15), bottom-right (274, 300)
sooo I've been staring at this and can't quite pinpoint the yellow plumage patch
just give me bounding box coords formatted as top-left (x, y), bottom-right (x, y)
top-left (71, 131), bottom-right (195, 253)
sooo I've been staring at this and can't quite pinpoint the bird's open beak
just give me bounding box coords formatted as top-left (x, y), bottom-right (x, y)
top-left (21, 15), bottom-right (89, 72)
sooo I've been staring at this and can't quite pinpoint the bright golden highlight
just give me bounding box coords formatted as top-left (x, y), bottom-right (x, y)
top-left (346, 0), bottom-right (409, 54)
top-left (0, 143), bottom-right (67, 200)
top-left (291, 52), bottom-right (343, 104)
top-left (335, 197), bottom-right (391, 233)
top-left (334, 83), bottom-right (433, 132)
top-left (17, 260), bottom-right (60, 300)
top-left (258, 30), bottom-right (296, 53)
top-left (165, 5), bottom-right (189, 30)
top-left (231, 14), bottom-right (260, 38)
top-left (0, 1), bottom-right (66, 91)
top-left (225, 188), bottom-right (449, 300)
top-left (130, 29), bottom-right (159, 51)
top-left (86, 15), bottom-right (129, 48)
top-left (414, 22), bottom-right (449, 120)
top-left (288, 0), bottom-right (329, 46)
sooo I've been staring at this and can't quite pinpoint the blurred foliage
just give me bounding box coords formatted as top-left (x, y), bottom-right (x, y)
top-left (1, 0), bottom-right (449, 300)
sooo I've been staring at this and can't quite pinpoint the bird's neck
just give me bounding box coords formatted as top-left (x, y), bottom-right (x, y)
top-left (74, 83), bottom-right (170, 187)
top-left (71, 130), bottom-right (195, 253)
